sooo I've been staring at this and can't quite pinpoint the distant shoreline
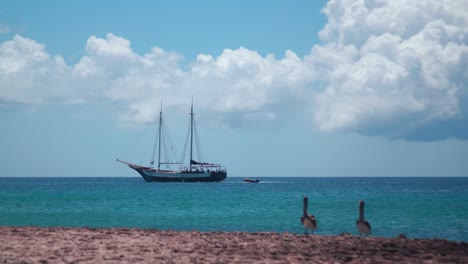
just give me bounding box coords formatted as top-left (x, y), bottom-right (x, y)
top-left (1, 226), bottom-right (467, 263)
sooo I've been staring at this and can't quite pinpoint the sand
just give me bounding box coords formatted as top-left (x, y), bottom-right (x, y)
top-left (0, 227), bottom-right (467, 263)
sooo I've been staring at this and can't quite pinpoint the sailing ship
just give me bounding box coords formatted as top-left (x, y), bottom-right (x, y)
top-left (117, 100), bottom-right (227, 182)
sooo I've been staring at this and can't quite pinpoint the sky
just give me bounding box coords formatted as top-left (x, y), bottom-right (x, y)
top-left (0, 0), bottom-right (467, 177)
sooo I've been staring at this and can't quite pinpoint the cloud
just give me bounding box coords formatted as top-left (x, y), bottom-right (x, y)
top-left (110, 46), bottom-right (316, 124)
top-left (0, 33), bottom-right (315, 127)
top-left (70, 34), bottom-right (317, 125)
top-left (311, 0), bottom-right (468, 140)
top-left (0, 0), bottom-right (466, 141)
top-left (0, 35), bottom-right (75, 104)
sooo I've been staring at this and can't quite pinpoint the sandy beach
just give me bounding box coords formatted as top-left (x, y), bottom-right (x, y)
top-left (0, 226), bottom-right (466, 263)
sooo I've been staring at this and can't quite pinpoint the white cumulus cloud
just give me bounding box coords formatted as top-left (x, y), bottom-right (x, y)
top-left (0, 0), bottom-right (466, 140)
top-left (311, 0), bottom-right (468, 139)
top-left (0, 33), bottom-right (315, 127)
top-left (0, 35), bottom-right (73, 104)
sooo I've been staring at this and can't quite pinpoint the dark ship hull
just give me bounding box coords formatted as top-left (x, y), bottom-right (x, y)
top-left (129, 163), bottom-right (227, 182)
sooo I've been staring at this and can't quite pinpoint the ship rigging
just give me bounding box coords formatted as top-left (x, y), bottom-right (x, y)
top-left (117, 99), bottom-right (227, 182)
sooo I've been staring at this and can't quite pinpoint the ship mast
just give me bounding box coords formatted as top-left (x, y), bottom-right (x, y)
top-left (189, 97), bottom-right (194, 171)
top-left (157, 101), bottom-right (163, 170)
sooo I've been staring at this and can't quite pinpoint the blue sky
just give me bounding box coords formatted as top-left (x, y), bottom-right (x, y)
top-left (0, 0), bottom-right (467, 177)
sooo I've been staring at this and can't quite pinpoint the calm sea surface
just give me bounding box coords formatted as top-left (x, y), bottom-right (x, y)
top-left (0, 177), bottom-right (467, 241)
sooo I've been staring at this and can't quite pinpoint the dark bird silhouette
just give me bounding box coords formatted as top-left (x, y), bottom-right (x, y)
top-left (356, 200), bottom-right (371, 236)
top-left (300, 196), bottom-right (317, 234)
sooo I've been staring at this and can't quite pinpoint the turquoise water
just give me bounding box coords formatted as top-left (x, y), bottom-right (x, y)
top-left (0, 177), bottom-right (467, 241)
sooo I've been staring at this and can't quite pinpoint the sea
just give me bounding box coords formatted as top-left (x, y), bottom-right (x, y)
top-left (0, 177), bottom-right (467, 241)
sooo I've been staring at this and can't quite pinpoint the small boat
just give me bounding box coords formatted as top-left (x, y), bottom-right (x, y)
top-left (243, 178), bottom-right (260, 183)
top-left (117, 99), bottom-right (227, 182)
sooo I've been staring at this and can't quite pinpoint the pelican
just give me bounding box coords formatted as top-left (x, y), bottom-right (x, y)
top-left (300, 196), bottom-right (317, 234)
top-left (356, 200), bottom-right (371, 236)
